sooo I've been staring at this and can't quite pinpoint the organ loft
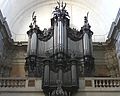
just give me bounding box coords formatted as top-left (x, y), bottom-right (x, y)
top-left (25, 2), bottom-right (94, 96)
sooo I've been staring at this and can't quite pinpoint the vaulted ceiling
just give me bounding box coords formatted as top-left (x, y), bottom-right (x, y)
top-left (0, 0), bottom-right (120, 41)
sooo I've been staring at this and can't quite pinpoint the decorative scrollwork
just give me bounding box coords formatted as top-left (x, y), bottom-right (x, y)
top-left (67, 27), bottom-right (83, 41)
top-left (37, 27), bottom-right (53, 42)
top-left (52, 1), bottom-right (69, 18)
top-left (51, 80), bottom-right (68, 96)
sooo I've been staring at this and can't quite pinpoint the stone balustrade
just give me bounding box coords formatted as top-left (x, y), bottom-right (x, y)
top-left (94, 78), bottom-right (120, 88)
top-left (0, 77), bottom-right (42, 90)
top-left (82, 77), bottom-right (120, 88)
top-left (0, 78), bottom-right (26, 87)
top-left (0, 77), bottom-right (120, 96)
top-left (0, 77), bottom-right (120, 91)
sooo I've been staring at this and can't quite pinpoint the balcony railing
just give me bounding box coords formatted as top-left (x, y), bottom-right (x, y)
top-left (0, 77), bottom-right (120, 92)
top-left (94, 78), bottom-right (120, 88)
top-left (82, 77), bottom-right (120, 88)
top-left (0, 78), bottom-right (26, 88)
top-left (0, 77), bottom-right (42, 92)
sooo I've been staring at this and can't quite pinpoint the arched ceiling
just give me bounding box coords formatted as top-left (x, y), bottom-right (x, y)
top-left (0, 0), bottom-right (120, 41)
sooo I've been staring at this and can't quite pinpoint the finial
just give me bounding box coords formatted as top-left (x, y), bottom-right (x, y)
top-left (32, 11), bottom-right (36, 26)
top-left (84, 12), bottom-right (89, 24)
top-left (87, 12), bottom-right (89, 19)
top-left (61, 1), bottom-right (63, 8)
top-left (56, 1), bottom-right (66, 10)
top-left (53, 1), bottom-right (69, 17)
top-left (57, 1), bottom-right (60, 9)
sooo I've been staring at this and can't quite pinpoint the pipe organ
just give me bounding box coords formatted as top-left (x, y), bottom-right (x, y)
top-left (25, 2), bottom-right (94, 96)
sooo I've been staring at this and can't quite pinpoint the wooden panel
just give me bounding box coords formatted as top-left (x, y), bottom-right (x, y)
top-left (28, 80), bottom-right (35, 87)
top-left (85, 80), bottom-right (92, 87)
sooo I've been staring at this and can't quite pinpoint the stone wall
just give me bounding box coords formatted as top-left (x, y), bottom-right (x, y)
top-left (10, 42), bottom-right (27, 77)
top-left (0, 10), bottom-right (13, 77)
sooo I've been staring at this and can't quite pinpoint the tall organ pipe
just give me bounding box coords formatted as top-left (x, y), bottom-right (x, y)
top-left (25, 26), bottom-right (38, 71)
top-left (53, 17), bottom-right (68, 54)
top-left (27, 28), bottom-right (38, 56)
top-left (82, 16), bottom-right (93, 57)
top-left (83, 31), bottom-right (93, 56)
top-left (82, 16), bottom-right (94, 76)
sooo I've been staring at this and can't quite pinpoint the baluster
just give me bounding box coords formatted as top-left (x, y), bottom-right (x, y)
top-left (115, 80), bottom-right (119, 87)
top-left (9, 80), bottom-right (12, 87)
top-left (2, 79), bottom-right (5, 87)
top-left (115, 80), bottom-right (118, 87)
top-left (16, 80), bottom-right (19, 87)
top-left (106, 80), bottom-right (109, 87)
top-left (97, 80), bottom-right (100, 87)
top-left (108, 80), bottom-right (110, 87)
top-left (20, 80), bottom-right (23, 87)
top-left (112, 80), bottom-right (115, 87)
top-left (4, 79), bottom-right (7, 87)
top-left (21, 80), bottom-right (24, 87)
top-left (114, 80), bottom-right (117, 87)
top-left (99, 80), bottom-right (102, 87)
top-left (7, 80), bottom-right (9, 87)
top-left (102, 80), bottom-right (105, 87)
top-left (23, 80), bottom-right (26, 87)
top-left (113, 80), bottom-right (117, 87)
top-left (94, 80), bottom-right (97, 87)
top-left (116, 80), bottom-right (119, 87)
top-left (118, 80), bottom-right (120, 87)
top-left (0, 79), bottom-right (4, 87)
top-left (19, 80), bottom-right (22, 87)
top-left (14, 80), bottom-right (17, 87)
top-left (109, 80), bottom-right (113, 87)
top-left (11, 80), bottom-right (13, 87)
top-left (22, 80), bottom-right (25, 87)
top-left (13, 80), bottom-right (16, 87)
top-left (0, 80), bottom-right (1, 87)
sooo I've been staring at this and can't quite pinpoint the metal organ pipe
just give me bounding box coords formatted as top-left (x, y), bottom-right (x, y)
top-left (30, 32), bottom-right (38, 55)
top-left (82, 15), bottom-right (93, 57)
top-left (71, 60), bottom-right (77, 85)
top-left (43, 60), bottom-right (50, 86)
top-left (53, 17), bottom-right (68, 54)
top-left (89, 34), bottom-right (93, 55)
top-left (25, 22), bottom-right (39, 74)
top-left (82, 30), bottom-right (93, 57)
top-left (27, 27), bottom-right (38, 56)
top-left (83, 32), bottom-right (91, 56)
top-left (82, 15), bottom-right (94, 76)
top-left (27, 35), bottom-right (31, 56)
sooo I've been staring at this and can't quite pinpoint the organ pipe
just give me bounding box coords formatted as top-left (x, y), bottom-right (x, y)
top-left (53, 13), bottom-right (68, 54)
top-left (81, 14), bottom-right (94, 76)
